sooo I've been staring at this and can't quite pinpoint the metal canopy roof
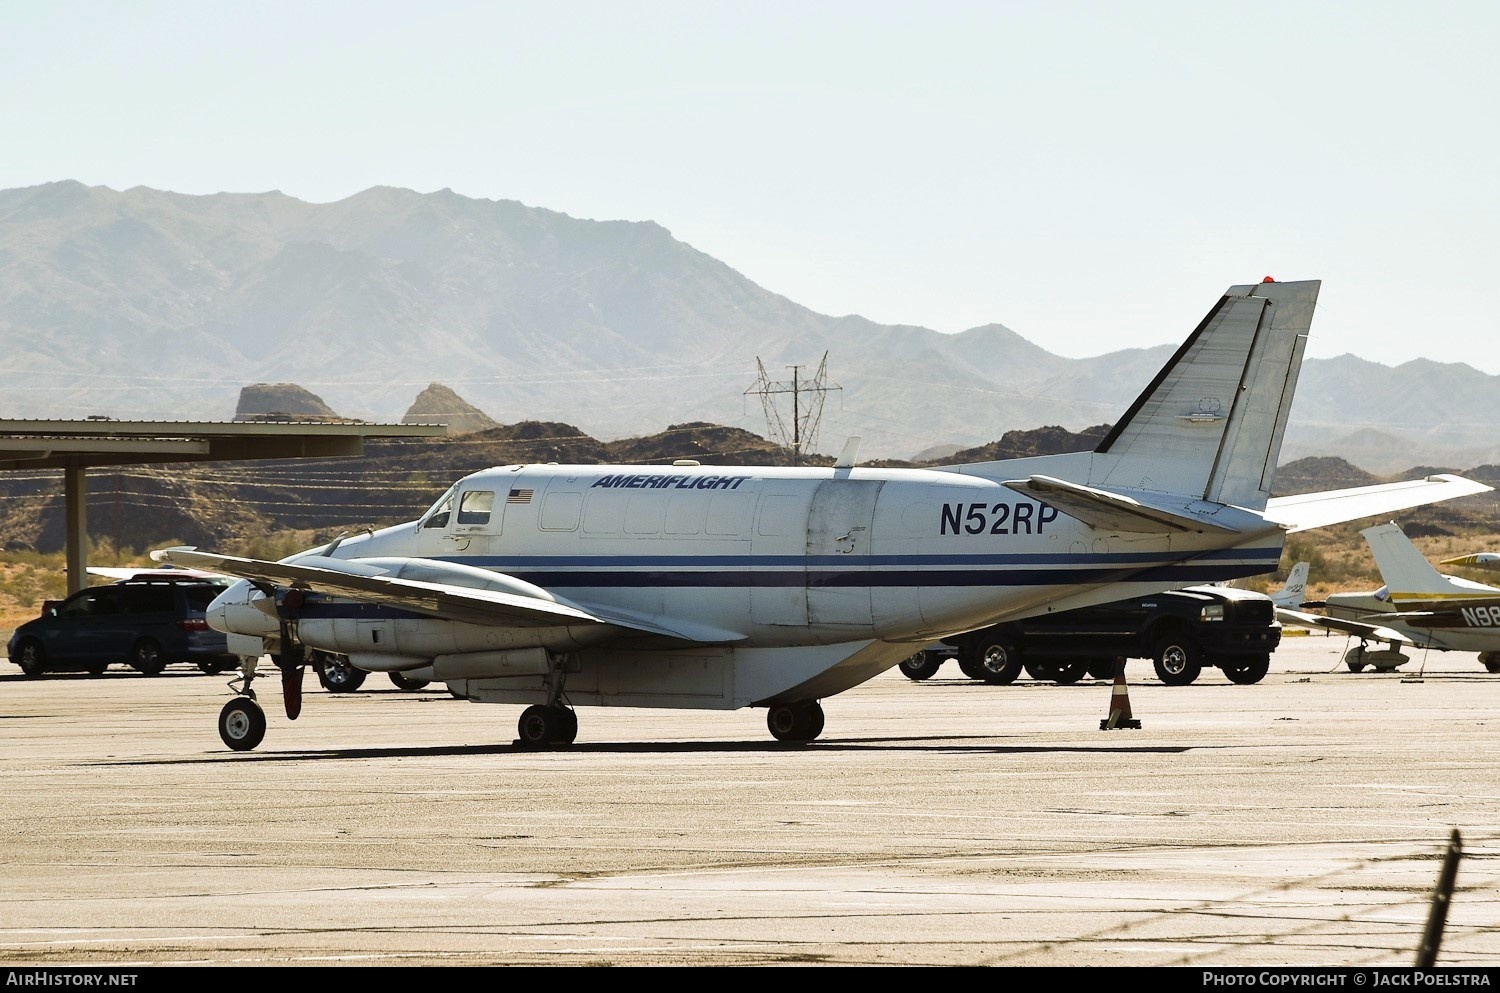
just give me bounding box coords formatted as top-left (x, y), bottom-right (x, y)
top-left (0, 418), bottom-right (447, 471)
top-left (0, 418), bottom-right (449, 593)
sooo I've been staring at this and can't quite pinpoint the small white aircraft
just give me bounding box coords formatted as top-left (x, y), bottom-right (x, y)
top-left (1276, 523), bottom-right (1500, 673)
top-left (152, 278), bottom-right (1492, 751)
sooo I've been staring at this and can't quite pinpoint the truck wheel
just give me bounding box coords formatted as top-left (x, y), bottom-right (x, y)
top-left (1152, 636), bottom-right (1202, 685)
top-left (975, 642), bottom-right (1023, 684)
top-left (1049, 659), bottom-right (1089, 684)
top-left (1221, 655), bottom-right (1270, 684)
top-left (899, 650), bottom-right (942, 681)
top-left (1086, 657), bottom-right (1120, 680)
top-left (314, 651), bottom-right (368, 693)
top-left (131, 638), bottom-right (167, 676)
top-left (1022, 659), bottom-right (1055, 680)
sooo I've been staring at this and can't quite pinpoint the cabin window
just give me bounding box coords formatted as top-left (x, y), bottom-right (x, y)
top-left (706, 492), bottom-right (754, 536)
top-left (665, 494), bottom-right (705, 535)
top-left (583, 493), bottom-right (624, 534)
top-left (457, 490), bottom-right (494, 525)
top-left (624, 494), bottom-right (664, 535)
top-left (540, 491), bottom-right (583, 531)
top-left (756, 495), bottom-right (802, 536)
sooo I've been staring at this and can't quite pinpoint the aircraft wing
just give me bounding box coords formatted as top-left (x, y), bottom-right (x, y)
top-left (151, 547), bottom-right (746, 644)
top-left (1274, 607), bottom-right (1417, 647)
top-left (1262, 474), bottom-right (1492, 533)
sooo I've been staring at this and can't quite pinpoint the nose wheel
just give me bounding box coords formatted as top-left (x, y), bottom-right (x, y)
top-left (219, 696), bottom-right (267, 751)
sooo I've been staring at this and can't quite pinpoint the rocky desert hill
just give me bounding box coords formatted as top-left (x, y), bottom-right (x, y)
top-left (4, 181), bottom-right (1499, 472)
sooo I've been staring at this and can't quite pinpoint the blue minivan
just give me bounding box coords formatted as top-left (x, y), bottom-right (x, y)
top-left (7, 572), bottom-right (239, 676)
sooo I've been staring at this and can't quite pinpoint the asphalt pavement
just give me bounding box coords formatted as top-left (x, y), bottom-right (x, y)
top-left (2, 633), bottom-right (1498, 969)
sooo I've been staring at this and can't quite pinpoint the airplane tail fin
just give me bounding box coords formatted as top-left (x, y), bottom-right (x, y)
top-left (1270, 561), bottom-right (1310, 607)
top-left (972, 278), bottom-right (1485, 536)
top-left (1089, 278), bottom-right (1318, 512)
top-left (1362, 522), bottom-right (1460, 599)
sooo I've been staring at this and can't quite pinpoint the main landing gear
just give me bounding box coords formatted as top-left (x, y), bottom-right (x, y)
top-left (512, 651), bottom-right (580, 749)
top-left (515, 704), bottom-right (579, 747)
top-left (765, 701), bottom-right (825, 743)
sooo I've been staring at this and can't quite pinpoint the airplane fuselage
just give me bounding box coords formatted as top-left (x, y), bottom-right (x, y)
top-left (213, 462), bottom-right (1285, 666)
top-left (1325, 589), bottom-right (1500, 653)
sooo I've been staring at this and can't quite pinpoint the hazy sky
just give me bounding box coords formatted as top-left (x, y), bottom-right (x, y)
top-left (4, 1), bottom-right (1497, 372)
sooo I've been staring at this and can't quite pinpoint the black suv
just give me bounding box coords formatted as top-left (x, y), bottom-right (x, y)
top-left (7, 572), bottom-right (238, 677)
top-left (900, 585), bottom-right (1281, 686)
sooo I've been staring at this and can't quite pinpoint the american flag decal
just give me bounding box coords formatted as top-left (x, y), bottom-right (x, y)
top-left (507, 488), bottom-right (534, 504)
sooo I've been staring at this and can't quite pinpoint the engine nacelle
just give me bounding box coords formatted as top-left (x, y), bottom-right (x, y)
top-left (300, 555), bottom-right (566, 603)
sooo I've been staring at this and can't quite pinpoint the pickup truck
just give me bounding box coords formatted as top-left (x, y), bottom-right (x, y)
top-left (899, 585), bottom-right (1281, 686)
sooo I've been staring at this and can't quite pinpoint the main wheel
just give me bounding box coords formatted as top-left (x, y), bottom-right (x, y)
top-left (389, 671), bottom-right (431, 691)
top-left (219, 697), bottom-right (266, 751)
top-left (131, 638), bottom-right (166, 676)
top-left (767, 701), bottom-right (825, 742)
top-left (1480, 652), bottom-right (1500, 674)
top-left (898, 650), bottom-right (942, 680)
top-left (1152, 636), bottom-right (1202, 685)
top-left (555, 707), bottom-right (579, 744)
top-left (15, 638), bottom-right (46, 677)
top-left (516, 704), bottom-right (574, 748)
top-left (1221, 655), bottom-right (1270, 685)
top-left (1049, 659), bottom-right (1089, 685)
top-left (1345, 647), bottom-right (1370, 673)
top-left (314, 652), bottom-right (367, 693)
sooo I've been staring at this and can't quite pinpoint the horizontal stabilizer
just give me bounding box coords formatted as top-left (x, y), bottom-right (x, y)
top-left (1261, 474), bottom-right (1492, 533)
top-left (1003, 475), bottom-right (1240, 533)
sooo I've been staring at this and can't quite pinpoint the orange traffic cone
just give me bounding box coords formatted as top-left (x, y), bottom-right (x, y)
top-left (1100, 657), bottom-right (1141, 730)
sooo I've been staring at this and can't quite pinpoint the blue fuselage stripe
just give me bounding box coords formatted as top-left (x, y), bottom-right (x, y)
top-left (443, 549), bottom-right (1272, 569)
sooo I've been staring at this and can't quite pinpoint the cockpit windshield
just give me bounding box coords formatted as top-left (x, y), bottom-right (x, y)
top-left (418, 485), bottom-right (457, 530)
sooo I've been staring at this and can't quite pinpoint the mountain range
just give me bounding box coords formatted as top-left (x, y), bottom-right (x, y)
top-left (2, 180), bottom-right (1497, 474)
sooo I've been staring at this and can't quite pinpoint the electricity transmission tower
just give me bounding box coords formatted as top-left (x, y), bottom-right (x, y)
top-left (745, 352), bottom-right (841, 465)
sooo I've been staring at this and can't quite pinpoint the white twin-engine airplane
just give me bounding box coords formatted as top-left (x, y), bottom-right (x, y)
top-left (153, 278), bottom-right (1491, 751)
